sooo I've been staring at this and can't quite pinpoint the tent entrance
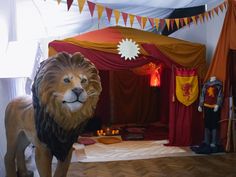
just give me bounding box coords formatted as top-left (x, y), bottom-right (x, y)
top-left (92, 65), bottom-right (170, 140)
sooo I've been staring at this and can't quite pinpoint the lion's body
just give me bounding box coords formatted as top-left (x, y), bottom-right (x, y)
top-left (4, 52), bottom-right (102, 177)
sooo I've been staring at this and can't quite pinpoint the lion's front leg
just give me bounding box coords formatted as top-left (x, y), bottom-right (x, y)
top-left (35, 144), bottom-right (53, 177)
top-left (53, 148), bottom-right (73, 177)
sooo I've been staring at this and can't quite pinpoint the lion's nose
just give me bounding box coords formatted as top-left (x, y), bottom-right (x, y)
top-left (72, 88), bottom-right (84, 96)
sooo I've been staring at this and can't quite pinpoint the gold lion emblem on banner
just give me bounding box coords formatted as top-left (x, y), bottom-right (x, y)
top-left (176, 75), bottom-right (199, 106)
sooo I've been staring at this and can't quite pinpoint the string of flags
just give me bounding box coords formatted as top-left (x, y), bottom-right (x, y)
top-left (55, 0), bottom-right (228, 31)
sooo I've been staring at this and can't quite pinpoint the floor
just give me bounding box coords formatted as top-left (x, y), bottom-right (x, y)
top-left (64, 153), bottom-right (236, 177)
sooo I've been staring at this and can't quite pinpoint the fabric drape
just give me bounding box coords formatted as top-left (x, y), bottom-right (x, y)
top-left (110, 70), bottom-right (161, 124)
top-left (168, 71), bottom-right (204, 146)
top-left (204, 0), bottom-right (236, 148)
top-left (49, 26), bottom-right (207, 79)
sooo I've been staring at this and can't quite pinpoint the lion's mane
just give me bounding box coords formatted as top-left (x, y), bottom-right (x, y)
top-left (32, 52), bottom-right (102, 161)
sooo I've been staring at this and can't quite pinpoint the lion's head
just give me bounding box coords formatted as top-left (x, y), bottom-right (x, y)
top-left (33, 52), bottom-right (102, 130)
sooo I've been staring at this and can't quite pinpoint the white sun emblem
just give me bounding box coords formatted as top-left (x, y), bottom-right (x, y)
top-left (117, 38), bottom-right (140, 60)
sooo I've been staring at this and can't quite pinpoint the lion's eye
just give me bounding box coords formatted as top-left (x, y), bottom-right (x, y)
top-left (81, 78), bottom-right (87, 84)
top-left (64, 78), bottom-right (70, 83)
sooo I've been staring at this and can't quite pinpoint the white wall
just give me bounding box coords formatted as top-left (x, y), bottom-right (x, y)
top-left (206, 1), bottom-right (226, 63)
top-left (0, 0), bottom-right (16, 176)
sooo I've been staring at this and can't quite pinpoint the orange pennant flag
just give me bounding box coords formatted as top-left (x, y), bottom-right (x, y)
top-left (97, 4), bottom-right (104, 21)
top-left (78, 0), bottom-right (86, 13)
top-left (154, 18), bottom-right (159, 30)
top-left (129, 14), bottom-right (135, 27)
top-left (199, 14), bottom-right (204, 23)
top-left (57, 0), bottom-right (61, 4)
top-left (142, 17), bottom-right (147, 29)
top-left (175, 18), bottom-right (180, 29)
top-left (114, 10), bottom-right (120, 25)
top-left (165, 19), bottom-right (170, 31)
top-left (191, 16), bottom-right (197, 25)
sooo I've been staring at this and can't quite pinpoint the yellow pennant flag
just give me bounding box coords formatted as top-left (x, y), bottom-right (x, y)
top-left (204, 12), bottom-right (209, 21)
top-left (191, 16), bottom-right (197, 25)
top-left (129, 14), bottom-right (134, 27)
top-left (154, 18), bottom-right (159, 30)
top-left (114, 10), bottom-right (120, 25)
top-left (184, 17), bottom-right (188, 26)
top-left (57, 0), bottom-right (61, 4)
top-left (97, 4), bottom-right (104, 21)
top-left (142, 17), bottom-right (147, 29)
top-left (175, 18), bottom-right (180, 29)
top-left (165, 19), bottom-right (170, 30)
top-left (211, 9), bottom-right (215, 18)
top-left (78, 0), bottom-right (86, 13)
top-left (199, 14), bottom-right (204, 23)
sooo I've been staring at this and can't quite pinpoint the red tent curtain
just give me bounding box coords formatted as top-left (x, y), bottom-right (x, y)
top-left (142, 44), bottom-right (204, 146)
top-left (110, 70), bottom-right (161, 124)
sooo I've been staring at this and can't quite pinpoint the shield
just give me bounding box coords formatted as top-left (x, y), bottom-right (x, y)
top-left (175, 68), bottom-right (199, 106)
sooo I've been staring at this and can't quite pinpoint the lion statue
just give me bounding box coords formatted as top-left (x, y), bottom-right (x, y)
top-left (4, 52), bottom-right (102, 177)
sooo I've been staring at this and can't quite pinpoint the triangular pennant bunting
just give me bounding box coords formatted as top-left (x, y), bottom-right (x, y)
top-left (129, 14), bottom-right (134, 27)
top-left (67, 0), bottom-right (73, 11)
top-left (184, 17), bottom-right (188, 26)
top-left (219, 4), bottom-right (224, 12)
top-left (154, 18), bottom-right (159, 30)
top-left (223, 1), bottom-right (227, 9)
top-left (170, 19), bottom-right (174, 30)
top-left (160, 19), bottom-right (165, 29)
top-left (87, 1), bottom-right (95, 17)
top-left (191, 16), bottom-right (197, 25)
top-left (214, 7), bottom-right (219, 15)
top-left (97, 4), bottom-right (104, 21)
top-left (175, 18), bottom-right (180, 29)
top-left (199, 14), bottom-right (204, 23)
top-left (211, 9), bottom-right (215, 18)
top-left (187, 17), bottom-right (191, 27)
top-left (105, 8), bottom-right (112, 23)
top-left (180, 18), bottom-right (184, 27)
top-left (204, 12), bottom-right (209, 21)
top-left (208, 11), bottom-right (212, 19)
top-left (165, 19), bottom-right (170, 30)
top-left (148, 18), bottom-right (154, 28)
top-left (55, 0), bottom-right (227, 31)
top-left (122, 12), bottom-right (128, 26)
top-left (114, 10), bottom-right (120, 25)
top-left (141, 17), bottom-right (147, 29)
top-left (78, 0), bottom-right (86, 13)
top-left (136, 16), bottom-right (142, 28)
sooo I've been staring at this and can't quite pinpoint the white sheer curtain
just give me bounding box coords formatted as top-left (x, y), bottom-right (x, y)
top-left (0, 78), bottom-right (27, 177)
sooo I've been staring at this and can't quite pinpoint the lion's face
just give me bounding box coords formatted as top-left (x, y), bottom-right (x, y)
top-left (33, 52), bottom-right (102, 129)
top-left (56, 73), bottom-right (89, 112)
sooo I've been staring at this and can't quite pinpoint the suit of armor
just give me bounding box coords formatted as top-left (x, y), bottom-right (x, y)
top-left (196, 76), bottom-right (223, 153)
